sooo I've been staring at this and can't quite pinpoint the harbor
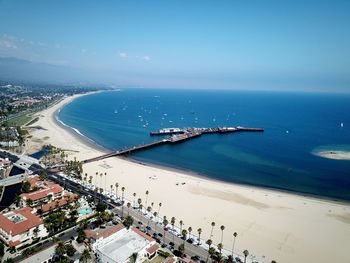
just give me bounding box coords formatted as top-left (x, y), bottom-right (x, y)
top-left (82, 126), bottom-right (264, 163)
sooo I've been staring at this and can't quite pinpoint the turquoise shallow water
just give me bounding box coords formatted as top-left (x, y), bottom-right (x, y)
top-left (58, 89), bottom-right (350, 201)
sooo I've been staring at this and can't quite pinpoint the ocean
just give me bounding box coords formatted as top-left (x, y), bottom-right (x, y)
top-left (58, 89), bottom-right (350, 201)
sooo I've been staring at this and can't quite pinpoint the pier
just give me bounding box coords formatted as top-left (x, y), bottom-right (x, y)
top-left (82, 126), bottom-right (264, 163)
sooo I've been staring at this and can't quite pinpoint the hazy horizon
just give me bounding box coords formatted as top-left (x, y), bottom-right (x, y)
top-left (0, 0), bottom-right (349, 91)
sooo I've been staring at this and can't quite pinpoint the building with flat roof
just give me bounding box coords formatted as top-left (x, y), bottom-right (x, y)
top-left (0, 207), bottom-right (48, 247)
top-left (85, 224), bottom-right (159, 263)
top-left (19, 244), bottom-right (55, 263)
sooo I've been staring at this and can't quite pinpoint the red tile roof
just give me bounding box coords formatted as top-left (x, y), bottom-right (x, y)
top-left (84, 223), bottom-right (125, 240)
top-left (20, 182), bottom-right (63, 201)
top-left (131, 227), bottom-right (154, 241)
top-left (39, 193), bottom-right (77, 213)
top-left (9, 240), bottom-right (21, 247)
top-left (146, 243), bottom-right (159, 254)
top-left (0, 207), bottom-right (43, 236)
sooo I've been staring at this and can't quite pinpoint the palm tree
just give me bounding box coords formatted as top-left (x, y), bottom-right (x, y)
top-left (133, 192), bottom-right (136, 207)
top-left (146, 206), bottom-right (152, 231)
top-left (153, 211), bottom-right (158, 228)
top-left (130, 252), bottom-right (138, 263)
top-left (99, 173), bottom-right (103, 191)
top-left (115, 183), bottom-right (119, 199)
top-left (271, 261), bottom-right (277, 263)
top-left (206, 239), bottom-right (212, 263)
top-left (145, 190), bottom-right (149, 209)
top-left (158, 202), bottom-right (162, 217)
top-left (218, 243), bottom-right (223, 256)
top-left (220, 225), bottom-right (225, 244)
top-left (181, 229), bottom-right (188, 245)
top-left (138, 204), bottom-right (143, 222)
top-left (179, 220), bottom-right (184, 234)
top-left (243, 249), bottom-right (249, 263)
top-left (232, 232), bottom-right (238, 257)
top-left (137, 198), bottom-right (142, 212)
top-left (110, 185), bottom-right (113, 194)
top-left (89, 175), bottom-right (92, 184)
top-left (127, 202), bottom-right (131, 216)
top-left (79, 248), bottom-right (91, 263)
top-left (171, 217), bottom-right (176, 243)
top-left (121, 187), bottom-right (125, 218)
top-left (210, 222), bottom-right (215, 238)
top-left (197, 228), bottom-right (202, 245)
top-left (162, 216), bottom-right (168, 243)
top-left (104, 172), bottom-right (107, 193)
top-left (188, 226), bottom-right (192, 239)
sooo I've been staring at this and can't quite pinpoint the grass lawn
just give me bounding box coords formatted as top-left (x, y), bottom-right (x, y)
top-left (5, 115), bottom-right (32, 126)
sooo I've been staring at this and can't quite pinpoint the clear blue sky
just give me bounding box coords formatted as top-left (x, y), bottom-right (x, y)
top-left (0, 0), bottom-right (349, 91)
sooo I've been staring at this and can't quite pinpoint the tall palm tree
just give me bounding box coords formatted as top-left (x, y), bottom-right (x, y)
top-left (115, 183), bottom-right (119, 199)
top-left (163, 216), bottom-right (168, 243)
top-left (104, 172), bottom-right (107, 193)
top-left (206, 239), bottom-right (212, 263)
top-left (146, 206), bottom-right (152, 231)
top-left (210, 222), bottom-right (215, 238)
top-left (145, 190), bottom-right (149, 209)
top-left (79, 248), bottom-right (91, 263)
top-left (197, 228), bottom-right (202, 245)
top-left (188, 226), bottom-right (192, 240)
top-left (271, 260), bottom-right (277, 263)
top-left (220, 225), bottom-right (225, 244)
top-left (137, 198), bottom-right (142, 212)
top-left (121, 186), bottom-right (125, 218)
top-left (110, 185), bottom-right (113, 194)
top-left (158, 202), bottom-right (162, 217)
top-left (171, 217), bottom-right (176, 243)
top-left (179, 220), bottom-right (184, 234)
top-left (99, 173), bottom-right (103, 192)
top-left (153, 211), bottom-right (158, 228)
top-left (133, 192), bottom-right (136, 207)
top-left (181, 229), bottom-right (188, 245)
top-left (127, 202), bottom-right (131, 216)
top-left (218, 243), bottom-right (223, 256)
top-left (89, 175), bottom-right (92, 184)
top-left (232, 232), bottom-right (238, 257)
top-left (243, 249), bottom-right (249, 263)
top-left (138, 204), bottom-right (143, 222)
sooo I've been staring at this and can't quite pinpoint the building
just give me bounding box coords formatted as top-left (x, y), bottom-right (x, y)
top-left (85, 224), bottom-right (159, 263)
top-left (0, 157), bottom-right (12, 178)
top-left (19, 245), bottom-right (56, 263)
top-left (20, 176), bottom-right (64, 207)
top-left (0, 207), bottom-right (48, 247)
top-left (36, 192), bottom-right (78, 215)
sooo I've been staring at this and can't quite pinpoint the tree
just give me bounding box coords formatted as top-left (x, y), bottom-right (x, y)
top-left (21, 181), bottom-right (31, 193)
top-left (14, 194), bottom-right (21, 207)
top-left (77, 228), bottom-right (86, 243)
top-left (210, 222), bottom-right (215, 238)
top-left (115, 182), bottom-right (119, 199)
top-left (181, 229), bottom-right (188, 245)
top-left (3, 258), bottom-right (15, 263)
top-left (133, 192), bottom-right (136, 207)
top-left (0, 242), bottom-right (4, 257)
top-left (79, 249), bottom-right (91, 263)
top-left (271, 261), bottom-right (277, 263)
top-left (121, 187), bottom-right (125, 218)
top-left (55, 241), bottom-right (66, 259)
top-left (123, 215), bottom-right (134, 229)
top-left (197, 228), bottom-right (202, 245)
top-left (206, 239), bottom-right (212, 263)
top-left (178, 243), bottom-right (185, 256)
top-left (171, 217), bottom-right (176, 243)
top-left (145, 190), bottom-right (149, 208)
top-left (218, 243), bottom-right (223, 256)
top-left (188, 226), bottom-right (192, 240)
top-left (158, 202), bottom-right (162, 217)
top-left (232, 232), bottom-right (238, 257)
top-left (220, 225), bottom-right (225, 244)
top-left (146, 206), bottom-right (152, 231)
top-left (179, 220), bottom-right (184, 234)
top-left (26, 199), bottom-right (33, 207)
top-left (163, 216), bottom-right (168, 243)
top-left (96, 202), bottom-right (106, 212)
top-left (130, 252), bottom-right (138, 263)
top-left (127, 202), bottom-right (131, 216)
top-left (65, 243), bottom-right (76, 257)
top-left (243, 249), bottom-right (249, 263)
top-left (33, 226), bottom-right (40, 238)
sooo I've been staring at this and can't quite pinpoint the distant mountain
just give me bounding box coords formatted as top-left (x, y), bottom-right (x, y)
top-left (0, 57), bottom-right (90, 84)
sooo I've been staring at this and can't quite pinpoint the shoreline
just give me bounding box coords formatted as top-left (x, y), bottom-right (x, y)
top-left (27, 91), bottom-right (350, 263)
top-left (53, 93), bottom-right (350, 205)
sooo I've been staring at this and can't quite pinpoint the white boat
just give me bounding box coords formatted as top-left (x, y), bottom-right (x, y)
top-left (341, 122), bottom-right (344, 127)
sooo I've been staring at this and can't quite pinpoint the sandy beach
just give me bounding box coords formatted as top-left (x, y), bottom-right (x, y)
top-left (314, 150), bottom-right (350, 161)
top-left (26, 93), bottom-right (350, 263)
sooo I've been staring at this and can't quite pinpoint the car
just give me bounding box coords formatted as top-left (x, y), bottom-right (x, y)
top-left (187, 238), bottom-right (194, 244)
top-left (146, 226), bottom-right (152, 230)
top-left (235, 257), bottom-right (242, 263)
top-left (152, 233), bottom-right (157, 237)
top-left (155, 238), bottom-right (161, 243)
top-left (163, 227), bottom-right (169, 231)
top-left (138, 221), bottom-right (143, 225)
top-left (158, 233), bottom-right (163, 237)
top-left (161, 243), bottom-right (167, 248)
top-left (169, 242), bottom-right (175, 247)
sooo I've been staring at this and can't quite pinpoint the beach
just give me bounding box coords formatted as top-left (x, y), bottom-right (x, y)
top-left (26, 92), bottom-right (350, 263)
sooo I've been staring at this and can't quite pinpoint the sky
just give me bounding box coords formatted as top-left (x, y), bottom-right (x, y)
top-left (0, 0), bottom-right (349, 91)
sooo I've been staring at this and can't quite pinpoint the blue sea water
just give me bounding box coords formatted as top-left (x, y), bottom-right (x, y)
top-left (58, 89), bottom-right (350, 201)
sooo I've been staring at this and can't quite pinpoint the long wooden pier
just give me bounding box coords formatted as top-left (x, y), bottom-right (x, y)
top-left (82, 126), bottom-right (264, 163)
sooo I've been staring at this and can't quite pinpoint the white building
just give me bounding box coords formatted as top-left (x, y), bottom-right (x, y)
top-left (0, 207), bottom-right (48, 247)
top-left (85, 224), bottom-right (159, 263)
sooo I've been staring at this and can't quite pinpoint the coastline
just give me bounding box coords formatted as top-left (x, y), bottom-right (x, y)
top-left (27, 92), bottom-right (350, 263)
